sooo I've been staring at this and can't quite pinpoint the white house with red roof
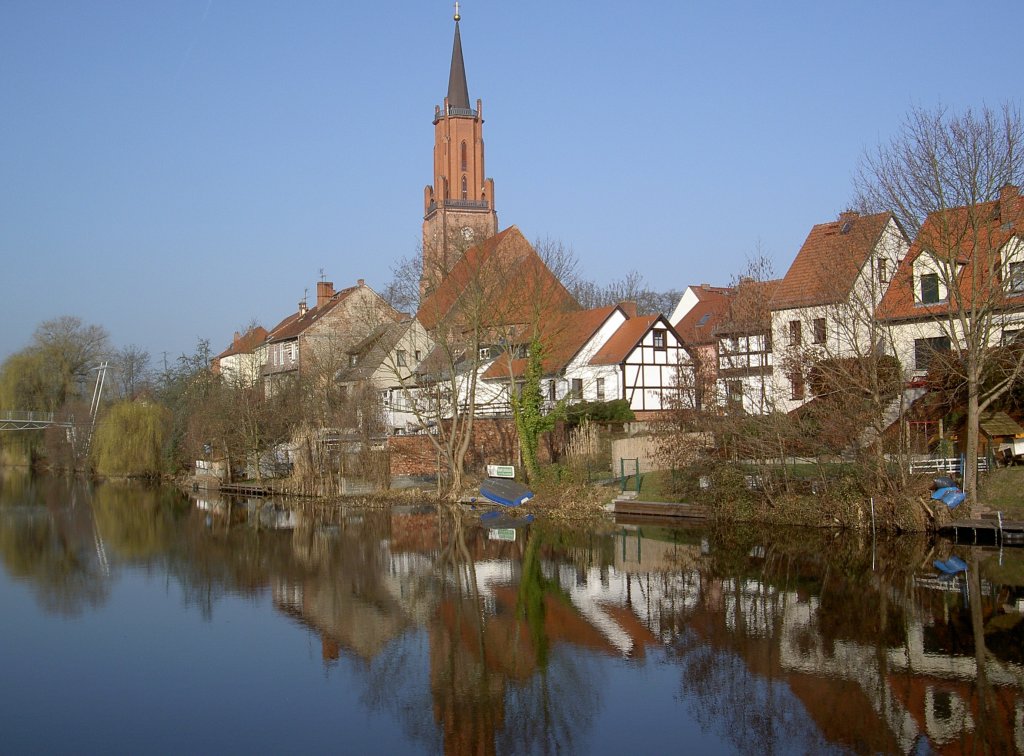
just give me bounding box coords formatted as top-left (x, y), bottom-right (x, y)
top-left (877, 184), bottom-right (1024, 381)
top-left (768, 210), bottom-right (908, 412)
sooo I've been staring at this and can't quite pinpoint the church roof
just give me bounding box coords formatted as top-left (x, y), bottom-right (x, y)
top-left (447, 20), bottom-right (470, 111)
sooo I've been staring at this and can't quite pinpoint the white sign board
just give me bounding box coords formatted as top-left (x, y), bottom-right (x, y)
top-left (486, 464), bottom-right (515, 479)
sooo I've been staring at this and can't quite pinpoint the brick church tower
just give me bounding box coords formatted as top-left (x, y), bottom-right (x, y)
top-left (421, 5), bottom-right (498, 296)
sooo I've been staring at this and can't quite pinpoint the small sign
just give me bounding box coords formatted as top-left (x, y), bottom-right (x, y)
top-left (486, 464), bottom-right (515, 479)
top-left (488, 528), bottom-right (516, 542)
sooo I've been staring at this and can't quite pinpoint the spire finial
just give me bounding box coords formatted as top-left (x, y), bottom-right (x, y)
top-left (454, 2), bottom-right (460, 21)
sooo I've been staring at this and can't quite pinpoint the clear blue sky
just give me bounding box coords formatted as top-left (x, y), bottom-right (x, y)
top-left (2, 1), bottom-right (1021, 363)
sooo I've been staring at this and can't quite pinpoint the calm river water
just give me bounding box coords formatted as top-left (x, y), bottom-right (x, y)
top-left (0, 471), bottom-right (1022, 755)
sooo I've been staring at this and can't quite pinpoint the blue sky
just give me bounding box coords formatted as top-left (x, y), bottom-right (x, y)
top-left (1, 1), bottom-right (1021, 363)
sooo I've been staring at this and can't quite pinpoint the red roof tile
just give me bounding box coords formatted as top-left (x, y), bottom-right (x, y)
top-left (589, 315), bottom-right (661, 365)
top-left (417, 226), bottom-right (579, 331)
top-left (214, 326), bottom-right (268, 360)
top-left (480, 305), bottom-right (621, 380)
top-left (877, 187), bottom-right (1024, 322)
top-left (674, 285), bottom-right (734, 345)
top-left (771, 211), bottom-right (894, 310)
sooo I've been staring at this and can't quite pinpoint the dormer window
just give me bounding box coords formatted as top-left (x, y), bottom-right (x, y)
top-left (396, 350), bottom-right (407, 367)
top-left (920, 273), bottom-right (941, 304)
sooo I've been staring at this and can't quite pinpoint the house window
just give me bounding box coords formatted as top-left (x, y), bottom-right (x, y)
top-left (727, 380), bottom-right (743, 406)
top-left (914, 336), bottom-right (951, 371)
top-left (460, 141), bottom-right (467, 172)
top-left (349, 354), bottom-right (358, 367)
top-left (813, 318), bottom-right (826, 345)
top-left (1008, 261), bottom-right (1024, 293)
top-left (652, 328), bottom-right (667, 350)
top-left (548, 380), bottom-right (556, 401)
top-left (1003, 329), bottom-right (1024, 344)
top-left (790, 371), bottom-right (805, 401)
top-left (789, 320), bottom-right (802, 347)
top-left (478, 347), bottom-right (491, 360)
top-left (920, 273), bottom-right (941, 304)
top-left (571, 378), bottom-right (583, 400)
top-left (414, 350), bottom-right (421, 362)
top-left (877, 258), bottom-right (888, 284)
top-left (596, 377), bottom-right (605, 401)
top-left (396, 350), bottom-right (407, 367)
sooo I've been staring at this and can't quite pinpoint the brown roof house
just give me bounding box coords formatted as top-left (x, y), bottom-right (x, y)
top-left (212, 325), bottom-right (269, 388)
top-left (262, 278), bottom-right (402, 394)
top-left (671, 284), bottom-right (735, 411)
top-left (714, 278), bottom-right (780, 414)
top-left (877, 184), bottom-right (1024, 380)
top-left (769, 210), bottom-right (909, 413)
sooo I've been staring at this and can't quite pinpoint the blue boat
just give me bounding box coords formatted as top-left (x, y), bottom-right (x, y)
top-left (479, 477), bottom-right (534, 507)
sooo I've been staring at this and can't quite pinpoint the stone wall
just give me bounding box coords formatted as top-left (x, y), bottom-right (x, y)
top-left (387, 418), bottom-right (560, 478)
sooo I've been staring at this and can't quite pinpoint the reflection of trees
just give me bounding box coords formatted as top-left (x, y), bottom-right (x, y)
top-left (0, 476), bottom-right (111, 616)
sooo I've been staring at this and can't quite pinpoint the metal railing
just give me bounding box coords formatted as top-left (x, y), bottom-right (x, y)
top-left (908, 456), bottom-right (989, 475)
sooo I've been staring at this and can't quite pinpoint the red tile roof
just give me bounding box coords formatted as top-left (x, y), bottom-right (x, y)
top-left (589, 315), bottom-right (661, 366)
top-left (674, 285), bottom-right (734, 345)
top-left (714, 279), bottom-right (781, 336)
top-left (877, 187), bottom-right (1024, 322)
top-left (417, 226), bottom-right (579, 331)
top-left (480, 305), bottom-right (621, 380)
top-left (771, 211), bottom-right (894, 310)
top-left (214, 326), bottom-right (268, 360)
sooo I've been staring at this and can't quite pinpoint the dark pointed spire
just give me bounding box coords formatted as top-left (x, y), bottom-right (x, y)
top-left (446, 7), bottom-right (470, 112)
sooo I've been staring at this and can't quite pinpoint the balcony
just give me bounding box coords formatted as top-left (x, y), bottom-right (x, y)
top-left (424, 199), bottom-right (490, 219)
top-left (434, 107), bottom-right (478, 121)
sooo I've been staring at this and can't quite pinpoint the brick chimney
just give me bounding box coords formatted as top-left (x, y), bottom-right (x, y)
top-left (317, 281), bottom-right (335, 308)
top-left (1000, 184), bottom-right (1020, 222)
top-left (298, 299), bottom-right (308, 317)
top-left (357, 278), bottom-right (365, 287)
top-left (620, 301), bottom-right (638, 318)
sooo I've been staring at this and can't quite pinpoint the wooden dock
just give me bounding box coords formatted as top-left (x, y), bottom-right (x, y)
top-left (939, 514), bottom-right (1024, 545)
top-left (612, 498), bottom-right (708, 521)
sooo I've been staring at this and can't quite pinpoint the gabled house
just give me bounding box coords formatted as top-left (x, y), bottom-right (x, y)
top-left (672, 284), bottom-right (734, 411)
top-left (769, 210), bottom-right (909, 412)
top-left (714, 278), bottom-right (779, 414)
top-left (416, 225), bottom-right (578, 333)
top-left (877, 184), bottom-right (1024, 379)
top-left (262, 278), bottom-right (402, 393)
top-left (479, 304), bottom-right (628, 408)
top-left (589, 313), bottom-right (688, 417)
top-left (212, 326), bottom-right (269, 388)
top-left (335, 318), bottom-right (435, 434)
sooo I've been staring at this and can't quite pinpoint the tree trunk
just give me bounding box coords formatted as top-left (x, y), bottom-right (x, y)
top-left (965, 368), bottom-right (981, 516)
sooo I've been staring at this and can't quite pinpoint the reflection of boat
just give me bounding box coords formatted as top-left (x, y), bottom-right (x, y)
top-left (479, 511), bottom-right (535, 529)
top-left (479, 477), bottom-right (533, 507)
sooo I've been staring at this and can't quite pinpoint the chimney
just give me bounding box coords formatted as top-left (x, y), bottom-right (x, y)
top-left (620, 301), bottom-right (638, 318)
top-left (357, 278), bottom-right (365, 287)
top-left (317, 280), bottom-right (335, 308)
top-left (1001, 184), bottom-right (1020, 222)
top-left (839, 210), bottom-right (859, 221)
top-left (233, 331), bottom-right (241, 347)
top-left (298, 299), bottom-right (308, 317)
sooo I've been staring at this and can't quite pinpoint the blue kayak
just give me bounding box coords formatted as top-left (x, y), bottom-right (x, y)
top-left (479, 477), bottom-right (534, 507)
top-left (941, 490), bottom-right (966, 509)
top-left (931, 486), bottom-right (959, 500)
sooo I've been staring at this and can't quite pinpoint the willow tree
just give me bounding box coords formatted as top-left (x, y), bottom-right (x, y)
top-left (859, 104), bottom-right (1024, 510)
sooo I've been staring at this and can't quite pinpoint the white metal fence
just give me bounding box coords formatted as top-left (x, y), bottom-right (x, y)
top-left (909, 456), bottom-right (989, 475)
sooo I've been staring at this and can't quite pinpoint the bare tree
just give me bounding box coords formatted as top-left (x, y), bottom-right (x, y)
top-left (857, 103), bottom-right (1024, 510)
top-left (113, 344), bottom-right (151, 399)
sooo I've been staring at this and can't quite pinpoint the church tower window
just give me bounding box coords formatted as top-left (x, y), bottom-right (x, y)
top-left (460, 141), bottom-right (467, 172)
top-left (461, 176), bottom-right (467, 200)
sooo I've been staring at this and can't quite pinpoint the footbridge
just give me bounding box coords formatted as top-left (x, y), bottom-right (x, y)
top-left (0, 411), bottom-right (75, 431)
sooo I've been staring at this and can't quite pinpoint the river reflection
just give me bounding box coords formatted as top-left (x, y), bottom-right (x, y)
top-left (1, 470), bottom-right (1022, 755)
